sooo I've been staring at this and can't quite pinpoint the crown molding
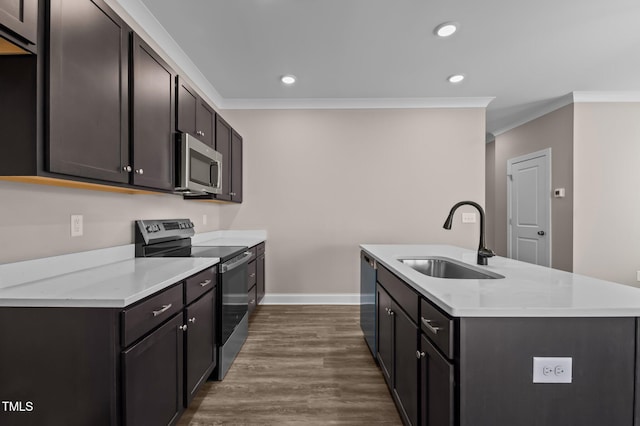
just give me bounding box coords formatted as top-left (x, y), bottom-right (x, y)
top-left (219, 97), bottom-right (494, 110)
top-left (108, 0), bottom-right (225, 109)
top-left (572, 91), bottom-right (640, 103)
top-left (491, 93), bottom-right (575, 137)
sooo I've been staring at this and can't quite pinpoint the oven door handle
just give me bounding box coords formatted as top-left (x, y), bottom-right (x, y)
top-left (220, 251), bottom-right (253, 273)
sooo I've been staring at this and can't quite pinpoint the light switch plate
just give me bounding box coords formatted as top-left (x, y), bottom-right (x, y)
top-left (533, 357), bottom-right (572, 383)
top-left (71, 215), bottom-right (83, 237)
top-left (462, 212), bottom-right (476, 223)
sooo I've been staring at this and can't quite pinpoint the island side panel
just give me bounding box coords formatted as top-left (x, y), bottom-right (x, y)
top-left (458, 316), bottom-right (636, 426)
top-left (0, 307), bottom-right (121, 426)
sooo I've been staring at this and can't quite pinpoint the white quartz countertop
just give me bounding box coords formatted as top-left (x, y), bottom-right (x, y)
top-left (0, 230), bottom-right (266, 309)
top-left (192, 230), bottom-right (266, 248)
top-left (361, 244), bottom-right (640, 317)
top-left (0, 245), bottom-right (218, 308)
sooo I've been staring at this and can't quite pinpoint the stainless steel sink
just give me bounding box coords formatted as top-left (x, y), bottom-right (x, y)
top-left (398, 256), bottom-right (504, 279)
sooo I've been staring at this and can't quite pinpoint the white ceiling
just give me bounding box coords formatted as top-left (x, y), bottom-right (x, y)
top-left (137, 0), bottom-right (640, 134)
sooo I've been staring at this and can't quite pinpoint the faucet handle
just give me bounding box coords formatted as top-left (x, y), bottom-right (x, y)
top-left (479, 247), bottom-right (495, 258)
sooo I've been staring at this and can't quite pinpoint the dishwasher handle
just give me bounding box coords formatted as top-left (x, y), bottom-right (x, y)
top-left (220, 251), bottom-right (253, 273)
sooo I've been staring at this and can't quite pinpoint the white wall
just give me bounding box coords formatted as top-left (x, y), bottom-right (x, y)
top-left (573, 102), bottom-right (640, 286)
top-left (220, 108), bottom-right (486, 297)
top-left (0, 181), bottom-right (221, 263)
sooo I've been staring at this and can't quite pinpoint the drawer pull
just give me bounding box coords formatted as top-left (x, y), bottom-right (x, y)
top-left (249, 273), bottom-right (256, 278)
top-left (188, 317), bottom-right (197, 323)
top-left (199, 279), bottom-right (212, 287)
top-left (152, 304), bottom-right (172, 317)
top-left (179, 324), bottom-right (188, 331)
top-left (421, 317), bottom-right (442, 334)
top-left (250, 299), bottom-right (256, 304)
top-left (416, 351), bottom-right (425, 359)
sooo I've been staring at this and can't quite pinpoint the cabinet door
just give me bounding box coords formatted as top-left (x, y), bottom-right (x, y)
top-left (420, 334), bottom-right (454, 426)
top-left (377, 284), bottom-right (393, 388)
top-left (48, 0), bottom-right (130, 183)
top-left (122, 314), bottom-right (184, 426)
top-left (196, 99), bottom-right (214, 147)
top-left (256, 253), bottom-right (265, 304)
top-left (394, 301), bottom-right (419, 426)
top-left (0, 0), bottom-right (37, 45)
top-left (230, 130), bottom-right (243, 202)
top-left (176, 76), bottom-right (197, 137)
top-left (185, 291), bottom-right (215, 404)
top-left (214, 114), bottom-right (232, 201)
top-left (131, 33), bottom-right (175, 190)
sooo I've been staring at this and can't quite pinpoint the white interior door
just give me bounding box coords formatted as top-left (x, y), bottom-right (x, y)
top-left (507, 149), bottom-right (551, 267)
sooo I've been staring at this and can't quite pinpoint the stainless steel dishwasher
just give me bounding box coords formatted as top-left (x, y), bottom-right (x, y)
top-left (360, 251), bottom-right (377, 357)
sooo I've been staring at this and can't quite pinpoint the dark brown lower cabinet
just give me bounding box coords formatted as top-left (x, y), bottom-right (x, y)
top-left (122, 314), bottom-right (184, 426)
top-left (420, 334), bottom-right (454, 426)
top-left (0, 268), bottom-right (219, 426)
top-left (185, 290), bottom-right (216, 404)
top-left (256, 250), bottom-right (265, 304)
top-left (377, 283), bottom-right (419, 426)
top-left (377, 284), bottom-right (393, 387)
top-left (248, 285), bottom-right (257, 317)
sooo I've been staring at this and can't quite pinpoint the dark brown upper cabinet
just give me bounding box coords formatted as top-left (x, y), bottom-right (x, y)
top-left (176, 76), bottom-right (214, 147)
top-left (48, 0), bottom-right (130, 184)
top-left (230, 129), bottom-right (243, 202)
top-left (131, 33), bottom-right (176, 191)
top-left (214, 113), bottom-right (232, 201)
top-left (0, 0), bottom-right (38, 52)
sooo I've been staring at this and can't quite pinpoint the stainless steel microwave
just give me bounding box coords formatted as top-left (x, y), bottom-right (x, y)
top-left (175, 133), bottom-right (222, 195)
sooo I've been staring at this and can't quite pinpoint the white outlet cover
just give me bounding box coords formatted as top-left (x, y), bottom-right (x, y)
top-left (462, 212), bottom-right (476, 223)
top-left (533, 357), bottom-right (572, 383)
top-left (71, 214), bottom-right (83, 237)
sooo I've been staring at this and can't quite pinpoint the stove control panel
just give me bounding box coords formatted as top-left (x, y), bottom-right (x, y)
top-left (135, 219), bottom-right (195, 244)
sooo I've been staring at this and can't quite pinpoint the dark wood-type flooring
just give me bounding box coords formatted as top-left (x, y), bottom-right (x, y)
top-left (179, 305), bottom-right (401, 425)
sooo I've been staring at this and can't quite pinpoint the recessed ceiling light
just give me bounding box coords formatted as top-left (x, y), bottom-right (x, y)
top-left (281, 75), bottom-right (296, 85)
top-left (435, 22), bottom-right (458, 37)
top-left (448, 74), bottom-right (465, 84)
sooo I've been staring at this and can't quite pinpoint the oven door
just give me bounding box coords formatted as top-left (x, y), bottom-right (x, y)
top-left (220, 251), bottom-right (252, 344)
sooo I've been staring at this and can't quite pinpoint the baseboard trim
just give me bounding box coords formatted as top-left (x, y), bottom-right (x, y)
top-left (261, 293), bottom-right (360, 305)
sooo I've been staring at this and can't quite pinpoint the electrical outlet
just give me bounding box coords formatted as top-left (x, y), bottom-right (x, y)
top-left (462, 212), bottom-right (476, 223)
top-left (71, 215), bottom-right (83, 237)
top-left (533, 357), bottom-right (572, 383)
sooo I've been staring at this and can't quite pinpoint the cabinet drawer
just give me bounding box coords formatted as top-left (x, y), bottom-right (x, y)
top-left (122, 284), bottom-right (184, 347)
top-left (377, 264), bottom-right (419, 323)
top-left (421, 298), bottom-right (454, 359)
top-left (185, 267), bottom-right (216, 305)
top-left (256, 242), bottom-right (265, 256)
top-left (247, 260), bottom-right (257, 287)
top-left (248, 285), bottom-right (257, 317)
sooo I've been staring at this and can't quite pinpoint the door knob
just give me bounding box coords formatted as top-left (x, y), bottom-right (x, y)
top-left (538, 231), bottom-right (545, 236)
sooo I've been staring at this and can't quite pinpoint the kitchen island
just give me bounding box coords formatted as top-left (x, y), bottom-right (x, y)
top-left (361, 244), bottom-right (640, 426)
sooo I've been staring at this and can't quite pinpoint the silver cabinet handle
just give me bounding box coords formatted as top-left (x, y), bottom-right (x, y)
top-left (152, 304), bottom-right (172, 317)
top-left (199, 279), bottom-right (212, 287)
top-left (389, 310), bottom-right (394, 316)
top-left (250, 299), bottom-right (256, 304)
top-left (416, 351), bottom-right (425, 359)
top-left (249, 273), bottom-right (256, 278)
top-left (123, 165), bottom-right (132, 172)
top-left (421, 317), bottom-right (442, 334)
top-left (188, 317), bottom-right (196, 323)
top-left (135, 168), bottom-right (144, 175)
top-left (179, 324), bottom-right (188, 331)
top-left (230, 192), bottom-right (236, 196)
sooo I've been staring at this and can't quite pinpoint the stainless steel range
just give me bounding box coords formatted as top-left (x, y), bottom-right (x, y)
top-left (135, 219), bottom-right (252, 380)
